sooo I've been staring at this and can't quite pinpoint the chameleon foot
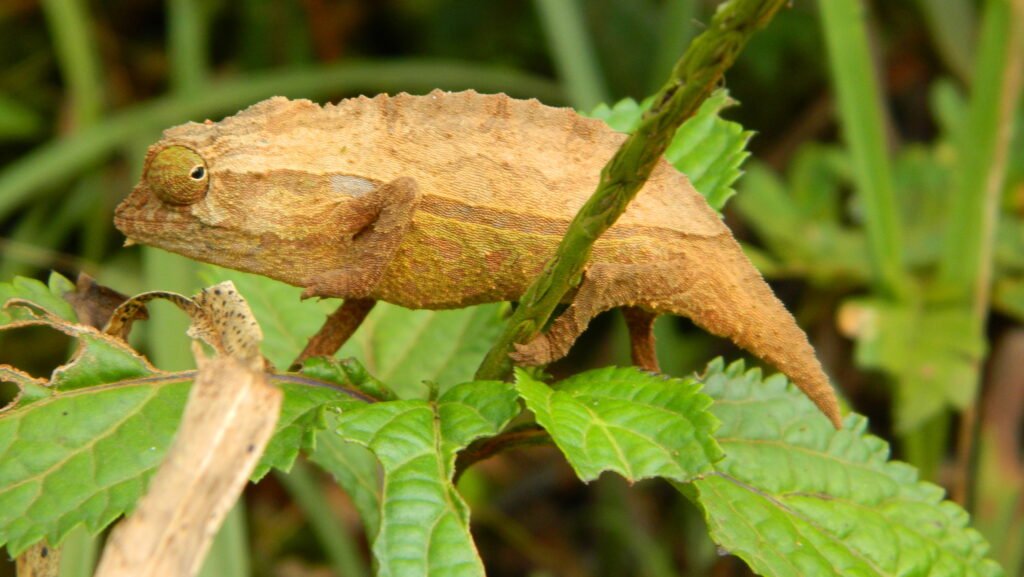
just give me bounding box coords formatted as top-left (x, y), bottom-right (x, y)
top-left (509, 335), bottom-right (554, 366)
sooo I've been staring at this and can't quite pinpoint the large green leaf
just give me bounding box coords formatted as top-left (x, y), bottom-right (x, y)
top-left (689, 359), bottom-right (1002, 577)
top-left (0, 274), bottom-right (77, 326)
top-left (0, 373), bottom-right (351, 555)
top-left (516, 366), bottom-right (721, 483)
top-left (335, 380), bottom-right (519, 577)
top-left (587, 89), bottom-right (753, 210)
top-left (0, 286), bottom-right (362, 555)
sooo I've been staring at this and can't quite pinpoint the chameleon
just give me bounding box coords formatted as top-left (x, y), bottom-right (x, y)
top-left (113, 90), bottom-right (842, 428)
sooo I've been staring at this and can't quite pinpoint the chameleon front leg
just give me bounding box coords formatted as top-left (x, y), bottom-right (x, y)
top-left (291, 298), bottom-right (376, 370)
top-left (302, 177), bottom-right (421, 299)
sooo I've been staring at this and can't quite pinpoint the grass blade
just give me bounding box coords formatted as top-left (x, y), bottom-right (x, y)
top-left (818, 0), bottom-right (909, 299)
top-left (938, 0), bottom-right (1024, 311)
top-left (533, 0), bottom-right (609, 109)
top-left (168, 0), bottom-right (210, 95)
top-left (276, 460), bottom-right (370, 577)
top-left (40, 0), bottom-right (104, 127)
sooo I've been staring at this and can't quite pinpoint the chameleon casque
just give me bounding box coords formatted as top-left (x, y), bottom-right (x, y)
top-left (114, 90), bottom-right (842, 427)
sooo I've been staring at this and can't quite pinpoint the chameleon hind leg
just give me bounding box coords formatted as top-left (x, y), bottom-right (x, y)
top-left (622, 306), bottom-right (660, 372)
top-left (511, 263), bottom-right (671, 369)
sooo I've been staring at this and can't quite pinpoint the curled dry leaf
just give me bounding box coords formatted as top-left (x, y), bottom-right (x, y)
top-left (104, 280), bottom-right (263, 369)
top-left (94, 356), bottom-right (280, 577)
top-left (63, 273), bottom-right (144, 329)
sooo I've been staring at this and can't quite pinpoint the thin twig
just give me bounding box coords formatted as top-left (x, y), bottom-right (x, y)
top-left (454, 424), bottom-right (553, 482)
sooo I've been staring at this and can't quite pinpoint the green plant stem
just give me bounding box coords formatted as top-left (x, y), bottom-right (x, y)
top-left (818, 0), bottom-right (909, 300)
top-left (533, 0), bottom-right (609, 110)
top-left (276, 460), bottom-right (370, 577)
top-left (938, 0), bottom-right (1024, 315)
top-left (168, 0), bottom-right (210, 95)
top-left (0, 59), bottom-right (563, 222)
top-left (476, 0), bottom-right (790, 381)
top-left (40, 0), bottom-right (104, 127)
top-left (940, 0), bottom-right (1023, 505)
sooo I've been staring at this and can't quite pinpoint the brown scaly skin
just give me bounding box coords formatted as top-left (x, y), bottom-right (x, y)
top-left (114, 90), bottom-right (843, 427)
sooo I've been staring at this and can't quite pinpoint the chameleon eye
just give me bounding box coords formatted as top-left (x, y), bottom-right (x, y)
top-left (146, 145), bottom-right (209, 205)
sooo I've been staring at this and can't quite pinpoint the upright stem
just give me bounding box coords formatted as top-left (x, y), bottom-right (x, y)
top-left (938, 0), bottom-right (1024, 315)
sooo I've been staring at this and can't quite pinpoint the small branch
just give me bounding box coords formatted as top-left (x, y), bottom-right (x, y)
top-left (454, 424), bottom-right (553, 482)
top-left (476, 0), bottom-right (791, 380)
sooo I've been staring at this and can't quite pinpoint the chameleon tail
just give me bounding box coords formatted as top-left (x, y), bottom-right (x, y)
top-left (666, 234), bottom-right (843, 428)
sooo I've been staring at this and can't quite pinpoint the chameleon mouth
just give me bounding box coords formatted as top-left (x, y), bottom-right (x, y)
top-left (113, 183), bottom-right (199, 247)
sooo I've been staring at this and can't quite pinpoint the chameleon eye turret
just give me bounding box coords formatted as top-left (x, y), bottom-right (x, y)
top-left (146, 145), bottom-right (209, 205)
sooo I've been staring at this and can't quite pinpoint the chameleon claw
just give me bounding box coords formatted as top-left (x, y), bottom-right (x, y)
top-left (300, 285), bottom-right (325, 300)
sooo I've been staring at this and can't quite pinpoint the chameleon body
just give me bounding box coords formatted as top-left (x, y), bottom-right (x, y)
top-left (114, 90), bottom-right (842, 427)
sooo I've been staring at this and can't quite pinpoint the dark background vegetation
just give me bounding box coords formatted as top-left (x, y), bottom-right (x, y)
top-left (1, 1), bottom-right (1021, 576)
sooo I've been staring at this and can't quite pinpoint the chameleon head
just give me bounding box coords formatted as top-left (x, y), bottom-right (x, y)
top-left (114, 99), bottom-right (372, 285)
top-left (113, 143), bottom-right (216, 254)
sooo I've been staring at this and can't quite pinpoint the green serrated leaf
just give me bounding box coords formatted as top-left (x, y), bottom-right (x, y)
top-left (252, 379), bottom-right (356, 480)
top-left (0, 294), bottom-right (359, 554)
top-left (309, 418), bottom-right (384, 538)
top-left (664, 91), bottom-right (752, 211)
top-left (0, 276), bottom-right (77, 325)
top-left (0, 372), bottom-right (356, 555)
top-left (587, 90), bottom-right (753, 211)
top-left (336, 380), bottom-right (519, 577)
top-left (516, 366), bottom-right (721, 483)
top-left (2, 306), bottom-right (157, 393)
top-left (587, 97), bottom-right (650, 132)
top-left (303, 356), bottom-right (391, 539)
top-left (301, 356), bottom-right (397, 402)
top-left (689, 359), bottom-right (1002, 577)
top-left (0, 380), bottom-right (191, 555)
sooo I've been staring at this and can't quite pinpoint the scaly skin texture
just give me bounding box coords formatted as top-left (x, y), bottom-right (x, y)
top-left (114, 90), bottom-right (842, 427)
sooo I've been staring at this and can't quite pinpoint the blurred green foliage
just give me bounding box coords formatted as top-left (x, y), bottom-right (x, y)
top-left (1, 0), bottom-right (1022, 576)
